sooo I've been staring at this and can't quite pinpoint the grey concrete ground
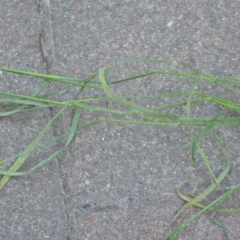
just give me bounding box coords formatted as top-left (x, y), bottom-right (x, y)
top-left (1, 0), bottom-right (240, 239)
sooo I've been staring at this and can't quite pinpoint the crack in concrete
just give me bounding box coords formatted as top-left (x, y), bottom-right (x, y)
top-left (35, 1), bottom-right (76, 239)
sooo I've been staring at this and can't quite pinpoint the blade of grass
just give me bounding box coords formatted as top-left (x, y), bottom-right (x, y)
top-left (0, 90), bottom-right (138, 115)
top-left (0, 68), bottom-right (101, 89)
top-left (64, 107), bottom-right (82, 147)
top-left (1, 59), bottom-right (240, 240)
top-left (170, 130), bottom-right (231, 225)
top-left (99, 67), bottom-right (179, 121)
top-left (195, 140), bottom-right (219, 186)
top-left (212, 217), bottom-right (232, 240)
top-left (0, 72), bottom-right (94, 177)
top-left (0, 107), bottom-right (83, 176)
top-left (0, 149), bottom-right (64, 176)
top-left (165, 184), bottom-right (240, 240)
top-left (197, 93), bottom-right (240, 113)
top-left (210, 187), bottom-right (235, 240)
top-left (177, 182), bottom-right (240, 213)
top-left (0, 106), bottom-right (67, 189)
top-left (191, 113), bottom-right (220, 161)
top-left (0, 118), bottom-right (104, 174)
top-left (106, 58), bottom-right (217, 85)
top-left (186, 79), bottom-right (201, 117)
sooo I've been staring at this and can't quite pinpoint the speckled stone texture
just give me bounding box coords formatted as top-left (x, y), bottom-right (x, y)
top-left (0, 1), bottom-right (67, 240)
top-left (1, 1), bottom-right (240, 240)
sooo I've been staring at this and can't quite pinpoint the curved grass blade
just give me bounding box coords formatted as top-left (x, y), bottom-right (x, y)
top-left (170, 130), bottom-right (231, 226)
top-left (106, 58), bottom-right (216, 85)
top-left (212, 217), bottom-right (232, 240)
top-left (165, 184), bottom-right (240, 240)
top-left (99, 67), bottom-right (179, 121)
top-left (177, 182), bottom-right (240, 213)
top-left (191, 113), bottom-right (220, 162)
top-left (195, 140), bottom-right (218, 186)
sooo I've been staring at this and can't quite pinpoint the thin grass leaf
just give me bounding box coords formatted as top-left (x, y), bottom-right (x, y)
top-left (195, 140), bottom-right (219, 186)
top-left (191, 113), bottom-right (220, 161)
top-left (110, 70), bottom-right (167, 84)
top-left (106, 58), bottom-right (217, 85)
top-left (0, 148), bottom-right (64, 176)
top-left (177, 182), bottom-right (240, 213)
top-left (0, 119), bottom-right (104, 169)
top-left (153, 97), bottom-right (209, 111)
top-left (0, 68), bottom-right (100, 89)
top-left (2, 59), bottom-right (240, 240)
top-left (186, 79), bottom-right (201, 117)
top-left (104, 118), bottom-right (180, 126)
top-left (65, 108), bottom-right (82, 147)
top-left (108, 57), bottom-right (206, 86)
top-left (0, 106), bottom-right (67, 189)
top-left (210, 187), bottom-right (233, 240)
top-left (165, 184), bottom-right (240, 240)
top-left (0, 98), bottom-right (48, 117)
top-left (212, 217), bottom-right (232, 240)
top-left (0, 106), bottom-right (30, 117)
top-left (0, 90), bottom-right (137, 115)
top-left (32, 80), bottom-right (49, 97)
top-left (0, 79), bottom-right (50, 116)
top-left (99, 67), bottom-right (179, 121)
top-left (19, 108), bottom-right (83, 174)
top-left (170, 131), bottom-right (231, 225)
top-left (197, 93), bottom-right (240, 113)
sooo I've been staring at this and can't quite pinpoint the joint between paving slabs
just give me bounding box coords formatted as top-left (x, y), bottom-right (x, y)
top-left (36, 1), bottom-right (77, 239)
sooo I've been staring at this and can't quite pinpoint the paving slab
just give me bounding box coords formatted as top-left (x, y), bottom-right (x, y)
top-left (0, 1), bottom-right (67, 240)
top-left (50, 1), bottom-right (240, 239)
top-left (1, 1), bottom-right (240, 240)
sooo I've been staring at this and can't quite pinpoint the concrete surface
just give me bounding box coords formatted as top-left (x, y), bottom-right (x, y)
top-left (0, 1), bottom-right (67, 240)
top-left (1, 0), bottom-right (240, 239)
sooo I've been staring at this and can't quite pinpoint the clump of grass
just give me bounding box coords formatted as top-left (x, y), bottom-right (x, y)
top-left (1, 58), bottom-right (240, 239)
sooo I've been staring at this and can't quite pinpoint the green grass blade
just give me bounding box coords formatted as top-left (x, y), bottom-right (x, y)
top-left (191, 113), bottom-right (220, 161)
top-left (0, 149), bottom-right (64, 176)
top-left (0, 98), bottom-right (48, 107)
top-left (65, 107), bottom-right (82, 147)
top-left (195, 140), bottom-right (219, 186)
top-left (99, 67), bottom-right (179, 121)
top-left (212, 217), bottom-right (232, 240)
top-left (177, 183), bottom-right (240, 213)
top-left (0, 68), bottom-right (100, 89)
top-left (2, 59), bottom-right (240, 240)
top-left (0, 106), bottom-right (67, 189)
top-left (171, 131), bottom-right (231, 224)
top-left (0, 119), bottom-right (104, 168)
top-left (186, 79), bottom-right (201, 117)
top-left (165, 184), bottom-right (240, 240)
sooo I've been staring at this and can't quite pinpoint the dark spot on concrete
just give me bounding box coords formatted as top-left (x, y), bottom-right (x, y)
top-left (82, 203), bottom-right (91, 209)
